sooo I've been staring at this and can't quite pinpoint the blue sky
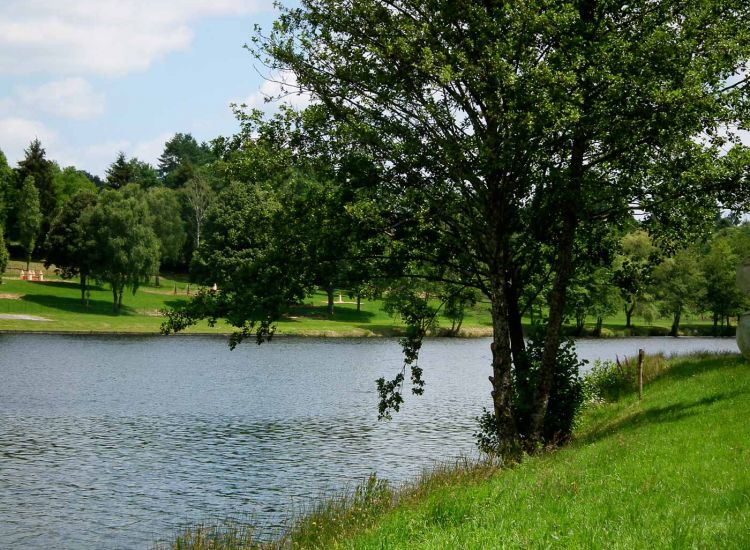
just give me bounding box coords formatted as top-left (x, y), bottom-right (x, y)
top-left (0, 0), bottom-right (301, 176)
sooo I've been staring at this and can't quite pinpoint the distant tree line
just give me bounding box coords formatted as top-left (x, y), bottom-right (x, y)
top-left (0, 133), bottom-right (219, 310)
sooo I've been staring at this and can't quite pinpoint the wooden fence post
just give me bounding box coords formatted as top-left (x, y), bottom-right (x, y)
top-left (637, 349), bottom-right (645, 401)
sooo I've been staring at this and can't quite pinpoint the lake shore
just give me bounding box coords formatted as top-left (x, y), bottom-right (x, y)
top-left (161, 352), bottom-right (750, 549)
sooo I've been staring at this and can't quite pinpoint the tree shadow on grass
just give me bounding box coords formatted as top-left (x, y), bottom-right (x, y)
top-left (580, 388), bottom-right (747, 445)
top-left (24, 280), bottom-right (107, 292)
top-left (21, 294), bottom-right (136, 317)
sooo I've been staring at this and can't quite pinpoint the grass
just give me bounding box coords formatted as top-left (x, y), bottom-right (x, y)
top-left (0, 258), bottom-right (730, 336)
top-left (158, 352), bottom-right (750, 549)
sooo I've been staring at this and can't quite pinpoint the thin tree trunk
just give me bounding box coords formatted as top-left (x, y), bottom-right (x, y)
top-left (594, 316), bottom-right (603, 337)
top-left (112, 285), bottom-right (119, 312)
top-left (326, 284), bottom-right (335, 317)
top-left (625, 304), bottom-right (634, 328)
top-left (356, 293), bottom-right (361, 312)
top-left (80, 274), bottom-right (87, 305)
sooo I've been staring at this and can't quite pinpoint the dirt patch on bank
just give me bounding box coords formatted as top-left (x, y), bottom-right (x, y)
top-left (0, 293), bottom-right (24, 300)
top-left (0, 313), bottom-right (52, 321)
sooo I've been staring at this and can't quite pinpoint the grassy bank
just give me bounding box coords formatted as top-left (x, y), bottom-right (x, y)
top-left (0, 261), bottom-right (731, 336)
top-left (162, 352), bottom-right (750, 549)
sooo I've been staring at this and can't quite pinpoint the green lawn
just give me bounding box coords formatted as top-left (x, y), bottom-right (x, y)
top-left (282, 353), bottom-right (750, 549)
top-left (0, 260), bottom-right (726, 336)
top-left (0, 261), bottom-right (492, 335)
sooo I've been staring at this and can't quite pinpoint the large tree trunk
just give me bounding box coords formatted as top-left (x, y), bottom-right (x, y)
top-left (670, 306), bottom-right (681, 337)
top-left (112, 285), bottom-right (119, 312)
top-left (527, 127), bottom-right (584, 447)
top-left (356, 293), bottom-right (361, 312)
top-left (489, 281), bottom-right (519, 456)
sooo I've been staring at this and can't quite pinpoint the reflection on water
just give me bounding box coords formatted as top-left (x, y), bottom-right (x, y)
top-left (0, 334), bottom-right (738, 548)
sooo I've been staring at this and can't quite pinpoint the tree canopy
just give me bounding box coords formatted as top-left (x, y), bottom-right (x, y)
top-left (246, 0), bottom-right (750, 451)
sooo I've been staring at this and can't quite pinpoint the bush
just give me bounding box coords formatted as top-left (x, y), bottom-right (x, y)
top-left (475, 327), bottom-right (587, 453)
top-left (0, 230), bottom-right (8, 280)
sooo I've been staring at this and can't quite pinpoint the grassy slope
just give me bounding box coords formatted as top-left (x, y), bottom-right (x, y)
top-left (0, 260), bottom-right (725, 336)
top-left (320, 354), bottom-right (750, 549)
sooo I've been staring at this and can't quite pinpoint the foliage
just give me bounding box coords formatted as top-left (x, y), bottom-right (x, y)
top-left (15, 139), bottom-right (56, 227)
top-left (613, 230), bottom-right (659, 328)
top-left (16, 175), bottom-right (42, 269)
top-left (145, 187), bottom-right (187, 268)
top-left (256, 0), bottom-right (750, 451)
top-left (476, 327), bottom-right (586, 453)
top-left (158, 133), bottom-right (215, 188)
top-left (700, 236), bottom-right (747, 334)
top-left (52, 166), bottom-right (97, 208)
top-left (43, 191), bottom-right (99, 302)
top-left (652, 248), bottom-right (705, 336)
top-left (182, 172), bottom-right (215, 250)
top-left (105, 152), bottom-right (134, 190)
top-left (0, 148), bottom-right (13, 232)
top-left (82, 190), bottom-right (160, 311)
top-left (0, 228), bottom-right (8, 281)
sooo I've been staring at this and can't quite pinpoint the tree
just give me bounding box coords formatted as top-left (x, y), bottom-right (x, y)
top-left (44, 191), bottom-right (98, 303)
top-left (182, 173), bottom-right (215, 251)
top-left (83, 190), bottom-right (160, 311)
top-left (105, 152), bottom-right (134, 190)
top-left (129, 159), bottom-right (161, 189)
top-left (653, 249), bottom-right (705, 337)
top-left (700, 236), bottom-right (747, 335)
top-left (613, 231), bottom-right (658, 328)
top-left (17, 176), bottom-right (42, 270)
top-left (158, 133), bottom-right (214, 188)
top-left (0, 149), bottom-right (14, 233)
top-left (52, 166), bottom-right (97, 209)
top-left (168, 0), bottom-right (750, 452)
top-left (145, 187), bottom-right (186, 282)
top-left (0, 227), bottom-right (9, 283)
top-left (15, 139), bottom-right (56, 237)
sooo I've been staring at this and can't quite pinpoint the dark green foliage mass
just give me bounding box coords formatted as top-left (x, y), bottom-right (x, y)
top-left (16, 176), bottom-right (42, 270)
top-left (253, 0), bottom-right (750, 452)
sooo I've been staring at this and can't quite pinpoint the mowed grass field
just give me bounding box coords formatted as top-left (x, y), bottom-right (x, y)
top-left (0, 261), bottom-right (493, 335)
top-left (0, 259), bottom-right (725, 336)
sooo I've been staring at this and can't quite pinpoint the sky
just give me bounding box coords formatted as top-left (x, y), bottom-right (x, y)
top-left (0, 0), bottom-right (303, 176)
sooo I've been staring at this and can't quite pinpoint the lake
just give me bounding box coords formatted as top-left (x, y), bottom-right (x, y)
top-left (0, 334), bottom-right (738, 548)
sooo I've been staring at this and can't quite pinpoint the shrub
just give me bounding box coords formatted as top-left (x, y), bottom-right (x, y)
top-left (475, 327), bottom-right (587, 453)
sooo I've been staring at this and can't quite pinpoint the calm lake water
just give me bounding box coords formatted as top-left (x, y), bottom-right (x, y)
top-left (0, 334), bottom-right (739, 549)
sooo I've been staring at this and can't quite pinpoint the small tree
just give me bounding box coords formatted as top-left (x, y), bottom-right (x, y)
top-left (146, 187), bottom-right (186, 284)
top-left (17, 176), bottom-right (42, 270)
top-left (0, 228), bottom-right (9, 282)
top-left (653, 249), bottom-right (705, 337)
top-left (83, 191), bottom-right (160, 311)
top-left (44, 191), bottom-right (98, 303)
top-left (105, 152), bottom-right (134, 190)
top-left (183, 173), bottom-right (214, 250)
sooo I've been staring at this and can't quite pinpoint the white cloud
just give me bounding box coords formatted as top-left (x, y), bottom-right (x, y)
top-left (0, 0), bottom-right (269, 76)
top-left (14, 78), bottom-right (106, 120)
top-left (73, 133), bottom-right (172, 176)
top-left (0, 117), bottom-right (58, 165)
top-left (241, 71), bottom-right (313, 112)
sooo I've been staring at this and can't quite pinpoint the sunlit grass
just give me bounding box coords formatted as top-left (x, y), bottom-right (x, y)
top-left (157, 352), bottom-right (750, 549)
